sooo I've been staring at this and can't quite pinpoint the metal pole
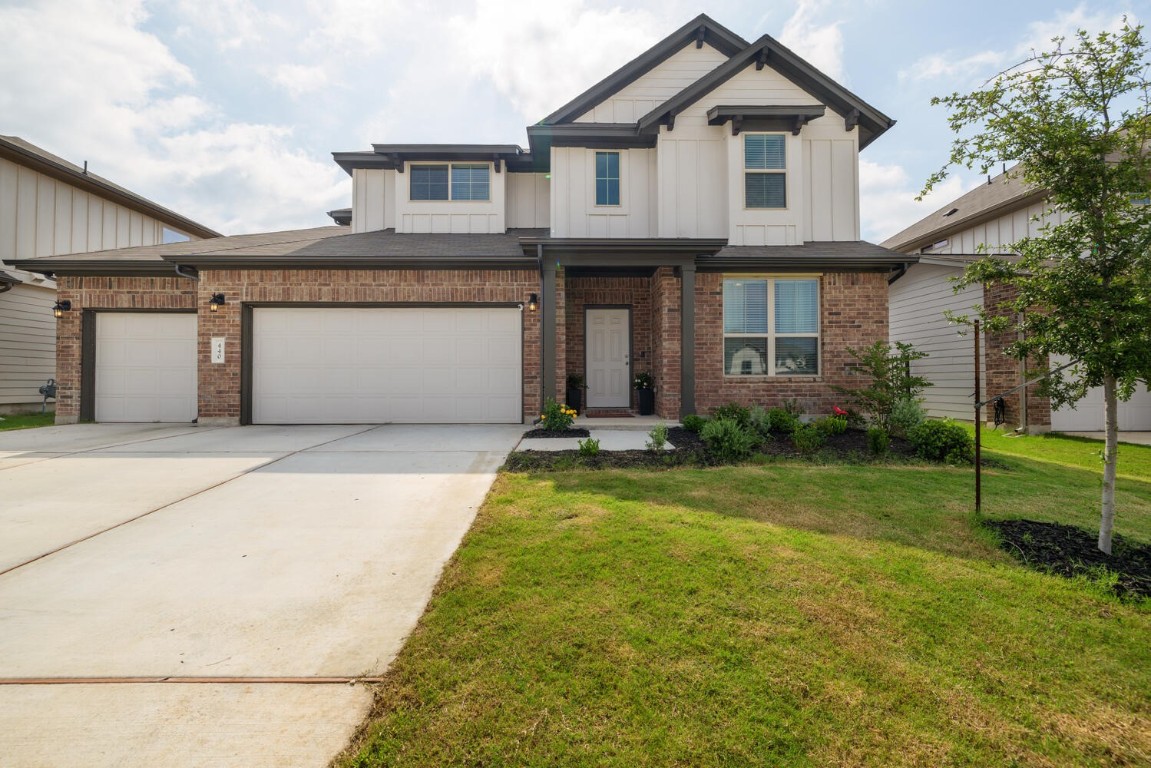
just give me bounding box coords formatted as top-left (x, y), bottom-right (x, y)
top-left (974, 319), bottom-right (982, 514)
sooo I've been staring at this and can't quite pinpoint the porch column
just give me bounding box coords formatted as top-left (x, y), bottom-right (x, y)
top-left (680, 264), bottom-right (696, 417)
top-left (542, 255), bottom-right (557, 404)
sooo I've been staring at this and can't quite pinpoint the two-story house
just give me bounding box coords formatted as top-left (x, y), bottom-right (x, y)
top-left (15, 15), bottom-right (909, 426)
top-left (0, 135), bottom-right (220, 414)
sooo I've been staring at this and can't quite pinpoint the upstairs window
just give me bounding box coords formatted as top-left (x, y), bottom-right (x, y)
top-left (744, 134), bottom-right (786, 209)
top-left (723, 277), bottom-right (819, 376)
top-left (410, 163), bottom-right (490, 201)
top-left (595, 151), bottom-right (620, 206)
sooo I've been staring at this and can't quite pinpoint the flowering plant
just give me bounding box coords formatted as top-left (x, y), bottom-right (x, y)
top-left (633, 372), bottom-right (653, 390)
top-left (832, 406), bottom-right (848, 417)
top-left (540, 399), bottom-right (578, 431)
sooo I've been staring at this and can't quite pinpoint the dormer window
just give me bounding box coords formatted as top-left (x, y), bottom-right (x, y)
top-left (744, 134), bottom-right (786, 209)
top-left (595, 151), bottom-right (620, 206)
top-left (410, 163), bottom-right (490, 201)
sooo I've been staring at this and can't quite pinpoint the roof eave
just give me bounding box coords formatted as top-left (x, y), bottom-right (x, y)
top-left (884, 188), bottom-right (1049, 253)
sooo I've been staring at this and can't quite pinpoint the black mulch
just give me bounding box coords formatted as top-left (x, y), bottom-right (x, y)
top-left (522, 427), bottom-right (591, 438)
top-left (507, 427), bottom-right (923, 472)
top-left (983, 519), bottom-right (1151, 599)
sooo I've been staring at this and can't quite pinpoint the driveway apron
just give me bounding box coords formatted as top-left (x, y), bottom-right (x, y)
top-left (0, 423), bottom-right (522, 767)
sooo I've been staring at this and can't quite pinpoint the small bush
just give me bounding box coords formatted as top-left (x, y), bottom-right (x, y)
top-left (577, 437), bottom-right (600, 456)
top-left (792, 424), bottom-right (826, 455)
top-left (681, 414), bottom-right (708, 433)
top-left (748, 406), bottom-right (773, 438)
top-left (812, 415), bottom-right (848, 437)
top-left (780, 398), bottom-right (804, 418)
top-left (889, 397), bottom-right (926, 439)
top-left (646, 424), bottom-right (669, 452)
top-left (867, 427), bottom-right (890, 456)
top-left (540, 399), bottom-right (578, 431)
top-left (767, 407), bottom-right (801, 434)
top-left (701, 418), bottom-right (758, 462)
top-left (711, 402), bottom-right (751, 427)
top-left (909, 419), bottom-right (974, 464)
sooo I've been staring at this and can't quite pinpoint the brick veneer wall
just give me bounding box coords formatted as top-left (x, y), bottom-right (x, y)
top-left (56, 269), bottom-right (541, 424)
top-left (693, 272), bottom-right (889, 417)
top-left (54, 276), bottom-right (197, 423)
top-left (983, 281), bottom-right (1052, 430)
top-left (651, 267), bottom-right (682, 418)
top-left (564, 276), bottom-right (653, 410)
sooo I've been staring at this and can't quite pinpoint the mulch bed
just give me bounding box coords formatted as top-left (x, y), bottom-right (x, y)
top-left (508, 427), bottom-right (923, 472)
top-left (983, 519), bottom-right (1151, 599)
top-left (522, 427), bottom-right (591, 438)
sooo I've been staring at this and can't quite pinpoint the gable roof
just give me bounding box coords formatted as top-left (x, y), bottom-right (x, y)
top-left (880, 167), bottom-right (1046, 253)
top-left (540, 14), bottom-right (748, 125)
top-left (635, 34), bottom-right (894, 148)
top-left (0, 136), bottom-right (222, 239)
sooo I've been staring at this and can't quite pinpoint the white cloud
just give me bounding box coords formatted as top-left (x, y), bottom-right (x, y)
top-left (271, 63), bottom-right (330, 98)
top-left (859, 158), bottom-right (975, 244)
top-left (900, 4), bottom-right (1135, 84)
top-left (778, 0), bottom-right (845, 82)
top-left (303, 0), bottom-right (405, 54)
top-left (174, 0), bottom-right (278, 50)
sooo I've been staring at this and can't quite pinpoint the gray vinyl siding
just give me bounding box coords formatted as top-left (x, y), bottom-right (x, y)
top-left (889, 263), bottom-right (983, 421)
top-left (0, 283), bottom-right (55, 407)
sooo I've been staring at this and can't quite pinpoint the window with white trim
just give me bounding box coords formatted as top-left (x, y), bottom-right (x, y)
top-left (723, 277), bottom-right (819, 376)
top-left (410, 163), bottom-right (490, 201)
top-left (744, 134), bottom-right (786, 209)
top-left (595, 151), bottom-right (620, 206)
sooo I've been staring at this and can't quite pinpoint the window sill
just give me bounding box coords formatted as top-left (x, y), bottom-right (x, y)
top-left (723, 375), bottom-right (822, 382)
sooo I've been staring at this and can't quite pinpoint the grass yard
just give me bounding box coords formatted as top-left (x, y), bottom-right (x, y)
top-left (0, 412), bottom-right (54, 431)
top-left (338, 435), bottom-right (1151, 767)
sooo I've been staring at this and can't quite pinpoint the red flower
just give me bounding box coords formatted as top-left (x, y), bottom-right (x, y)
top-left (832, 406), bottom-right (848, 416)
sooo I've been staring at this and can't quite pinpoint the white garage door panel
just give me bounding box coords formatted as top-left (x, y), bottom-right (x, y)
top-left (1050, 355), bottom-right (1151, 431)
top-left (253, 308), bottom-right (522, 424)
top-left (95, 313), bottom-right (197, 423)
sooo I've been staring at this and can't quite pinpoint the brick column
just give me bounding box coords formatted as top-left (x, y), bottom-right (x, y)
top-left (651, 266), bottom-right (681, 418)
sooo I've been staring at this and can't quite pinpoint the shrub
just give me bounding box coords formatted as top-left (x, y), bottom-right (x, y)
top-left (889, 397), bottom-right (926, 439)
top-left (711, 402), bottom-right (751, 427)
top-left (867, 427), bottom-right (890, 456)
top-left (812, 415), bottom-right (848, 437)
top-left (681, 414), bottom-right (708, 433)
top-left (832, 341), bottom-right (932, 432)
top-left (909, 419), bottom-right (974, 464)
top-left (540, 399), bottom-right (577, 431)
top-left (791, 424), bottom-right (826, 455)
top-left (780, 398), bottom-right (804, 418)
top-left (748, 406), bottom-right (773, 438)
top-left (646, 423), bottom-right (669, 452)
top-left (766, 407), bottom-right (801, 434)
top-left (701, 418), bottom-right (758, 462)
top-left (577, 437), bottom-right (600, 456)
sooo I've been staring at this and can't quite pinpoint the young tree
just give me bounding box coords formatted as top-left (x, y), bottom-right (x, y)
top-left (922, 22), bottom-right (1151, 554)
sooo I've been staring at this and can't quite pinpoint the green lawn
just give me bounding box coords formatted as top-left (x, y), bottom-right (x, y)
top-left (0, 412), bottom-right (55, 431)
top-left (338, 435), bottom-right (1151, 767)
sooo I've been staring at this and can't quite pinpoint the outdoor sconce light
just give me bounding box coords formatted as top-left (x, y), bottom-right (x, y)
top-left (52, 300), bottom-right (71, 318)
top-left (527, 293), bottom-right (539, 312)
top-left (208, 293), bottom-right (226, 312)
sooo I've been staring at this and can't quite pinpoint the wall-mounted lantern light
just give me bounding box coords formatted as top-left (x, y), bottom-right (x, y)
top-left (208, 293), bottom-right (226, 312)
top-left (527, 293), bottom-right (539, 312)
top-left (52, 299), bottom-right (71, 318)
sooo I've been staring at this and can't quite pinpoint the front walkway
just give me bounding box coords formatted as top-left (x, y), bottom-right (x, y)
top-left (0, 423), bottom-right (522, 767)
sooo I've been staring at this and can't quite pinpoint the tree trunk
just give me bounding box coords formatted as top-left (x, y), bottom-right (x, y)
top-left (1099, 374), bottom-right (1119, 555)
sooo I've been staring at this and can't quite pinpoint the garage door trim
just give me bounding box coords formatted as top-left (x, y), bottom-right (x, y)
top-left (80, 308), bottom-right (198, 422)
top-left (240, 301), bottom-right (527, 425)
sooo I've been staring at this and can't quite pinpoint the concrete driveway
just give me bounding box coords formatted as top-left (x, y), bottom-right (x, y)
top-left (0, 422), bottom-right (523, 767)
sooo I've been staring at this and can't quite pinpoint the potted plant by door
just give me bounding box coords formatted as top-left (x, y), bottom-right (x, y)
top-left (633, 372), bottom-right (655, 415)
top-left (566, 373), bottom-right (585, 414)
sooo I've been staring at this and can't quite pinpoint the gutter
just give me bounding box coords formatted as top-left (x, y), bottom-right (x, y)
top-left (887, 262), bottom-right (912, 284)
top-left (173, 264), bottom-right (199, 281)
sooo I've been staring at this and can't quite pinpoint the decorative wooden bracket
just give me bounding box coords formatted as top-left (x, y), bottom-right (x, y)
top-left (792, 115), bottom-right (806, 135)
top-left (731, 115), bottom-right (743, 136)
top-left (393, 154), bottom-right (404, 173)
top-left (845, 109), bottom-right (860, 132)
top-left (493, 156), bottom-right (502, 173)
top-left (696, 25), bottom-right (706, 48)
top-left (755, 48), bottom-right (769, 71)
top-left (666, 112), bottom-right (676, 131)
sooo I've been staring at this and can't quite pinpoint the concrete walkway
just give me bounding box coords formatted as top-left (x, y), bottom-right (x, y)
top-left (0, 423), bottom-right (523, 767)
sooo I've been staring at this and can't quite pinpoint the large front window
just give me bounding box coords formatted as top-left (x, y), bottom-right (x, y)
top-left (410, 163), bottom-right (490, 201)
top-left (723, 277), bottom-right (819, 376)
top-left (744, 134), bottom-right (786, 209)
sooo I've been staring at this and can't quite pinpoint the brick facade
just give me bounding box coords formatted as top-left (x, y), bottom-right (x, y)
top-left (56, 269), bottom-right (541, 424)
top-left (650, 267), bottom-right (682, 418)
top-left (983, 281), bottom-right (1052, 430)
top-left (693, 271), bottom-right (889, 417)
top-left (564, 275), bottom-right (653, 411)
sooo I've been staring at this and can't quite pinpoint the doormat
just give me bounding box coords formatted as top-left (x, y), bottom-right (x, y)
top-left (585, 410), bottom-right (634, 418)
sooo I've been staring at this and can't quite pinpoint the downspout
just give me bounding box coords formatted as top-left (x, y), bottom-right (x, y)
top-left (887, 262), bottom-right (911, 285)
top-left (0, 282), bottom-right (13, 294)
top-left (173, 264), bottom-right (199, 281)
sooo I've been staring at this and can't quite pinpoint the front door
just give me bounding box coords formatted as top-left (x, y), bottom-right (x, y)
top-left (586, 308), bottom-right (630, 408)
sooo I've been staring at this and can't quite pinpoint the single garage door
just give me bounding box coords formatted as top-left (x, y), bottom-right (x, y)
top-left (252, 307), bottom-right (522, 424)
top-left (1049, 355), bottom-right (1151, 431)
top-left (95, 312), bottom-right (197, 422)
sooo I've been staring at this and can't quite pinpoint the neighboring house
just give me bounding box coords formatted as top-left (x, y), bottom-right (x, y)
top-left (14, 15), bottom-right (909, 426)
top-left (883, 167), bottom-right (1151, 432)
top-left (0, 136), bottom-right (221, 413)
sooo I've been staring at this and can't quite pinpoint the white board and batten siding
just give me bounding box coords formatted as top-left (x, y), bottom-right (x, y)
top-left (252, 307), bottom-right (522, 424)
top-left (505, 173), bottom-right (550, 229)
top-left (921, 199), bottom-right (1067, 255)
top-left (889, 264), bottom-right (985, 421)
top-left (550, 148), bottom-right (657, 237)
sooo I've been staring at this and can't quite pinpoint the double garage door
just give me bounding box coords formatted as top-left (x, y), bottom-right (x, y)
top-left (93, 308), bottom-right (522, 424)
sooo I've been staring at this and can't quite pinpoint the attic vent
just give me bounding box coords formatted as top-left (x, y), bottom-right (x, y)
top-left (942, 208), bottom-right (959, 217)
top-left (920, 239), bottom-right (949, 253)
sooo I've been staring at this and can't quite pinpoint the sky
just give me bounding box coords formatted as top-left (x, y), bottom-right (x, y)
top-left (1, 0), bottom-right (1145, 242)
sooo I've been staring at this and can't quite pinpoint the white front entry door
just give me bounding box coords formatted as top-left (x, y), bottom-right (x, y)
top-left (586, 308), bottom-right (630, 408)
